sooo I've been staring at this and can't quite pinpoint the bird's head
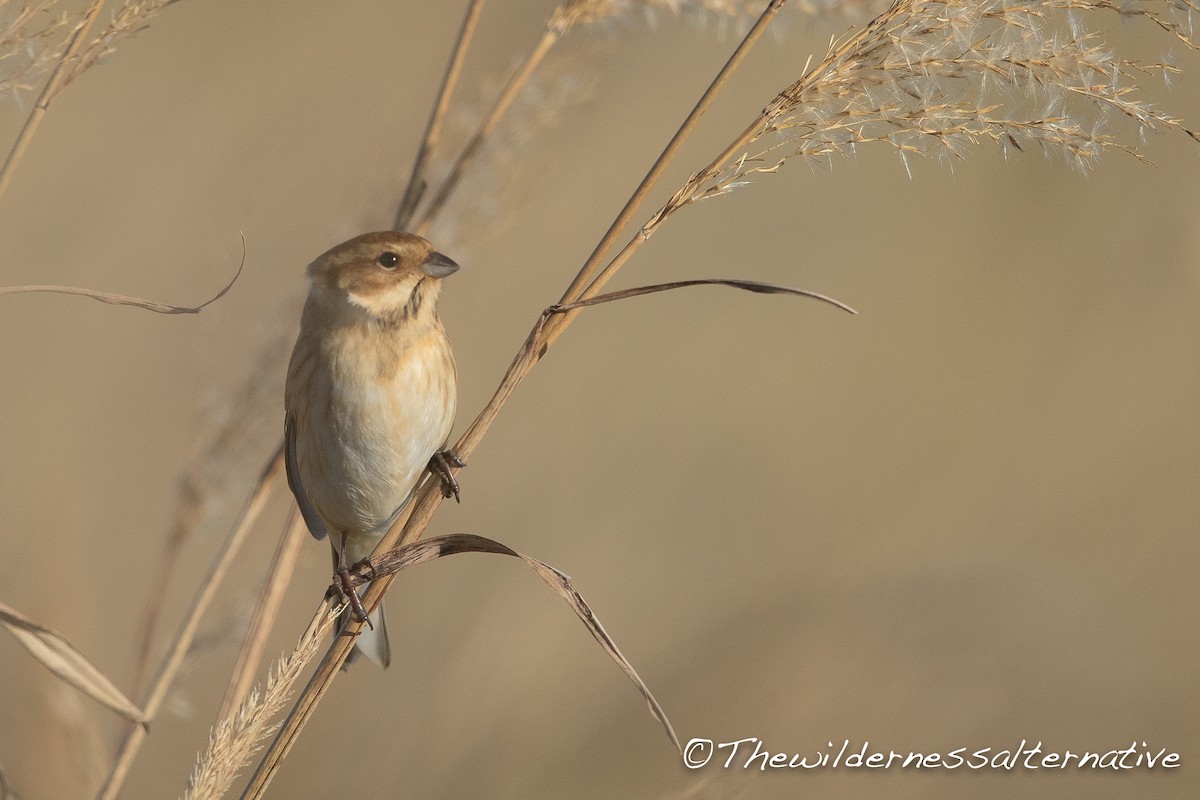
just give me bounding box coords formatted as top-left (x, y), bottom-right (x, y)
top-left (306, 231), bottom-right (460, 323)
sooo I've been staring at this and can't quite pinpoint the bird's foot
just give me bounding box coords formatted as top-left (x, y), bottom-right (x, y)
top-left (428, 448), bottom-right (466, 502)
top-left (332, 535), bottom-right (374, 629)
top-left (333, 565), bottom-right (374, 629)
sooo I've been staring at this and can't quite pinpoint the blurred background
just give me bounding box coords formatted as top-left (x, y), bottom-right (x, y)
top-left (1, 1), bottom-right (1197, 798)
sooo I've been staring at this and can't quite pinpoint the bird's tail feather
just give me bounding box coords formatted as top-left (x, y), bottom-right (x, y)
top-left (341, 584), bottom-right (391, 670)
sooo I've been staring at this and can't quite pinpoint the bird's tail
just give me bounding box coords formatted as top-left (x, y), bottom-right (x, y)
top-left (342, 585), bottom-right (390, 669)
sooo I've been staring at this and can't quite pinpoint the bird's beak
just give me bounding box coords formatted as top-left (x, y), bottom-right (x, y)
top-left (421, 251), bottom-right (460, 278)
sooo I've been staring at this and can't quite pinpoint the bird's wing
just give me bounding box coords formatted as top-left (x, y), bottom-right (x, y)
top-left (285, 412), bottom-right (328, 541)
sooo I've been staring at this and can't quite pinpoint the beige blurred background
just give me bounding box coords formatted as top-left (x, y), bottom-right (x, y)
top-left (1, 1), bottom-right (1198, 798)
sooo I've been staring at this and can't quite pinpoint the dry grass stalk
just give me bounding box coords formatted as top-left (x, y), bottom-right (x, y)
top-left (566, 0), bottom-right (1200, 321)
top-left (0, 0), bottom-right (104, 204)
top-left (413, 9), bottom-right (558, 233)
top-left (239, 4), bottom-right (789, 796)
top-left (0, 0), bottom-right (184, 204)
top-left (394, 0), bottom-right (488, 230)
top-left (182, 608), bottom-right (339, 800)
top-left (412, 0), bottom-right (770, 234)
top-left (560, 0), bottom-right (787, 302)
top-left (95, 448), bottom-right (286, 800)
top-left (215, 510), bottom-right (307, 724)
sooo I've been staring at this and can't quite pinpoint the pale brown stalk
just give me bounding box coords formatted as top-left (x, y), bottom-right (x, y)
top-left (413, 24), bottom-right (557, 235)
top-left (394, 0), bottom-right (488, 231)
top-left (0, 0), bottom-right (105, 206)
top-left (411, 0), bottom-right (659, 235)
top-left (239, 4), bottom-right (789, 795)
top-left (1, 0), bottom-right (185, 206)
top-left (565, 0), bottom-right (910, 314)
top-left (216, 509), bottom-right (307, 724)
top-left (96, 447), bottom-right (285, 800)
top-left (559, 0), bottom-right (787, 304)
top-left (411, 0), bottom-right (781, 235)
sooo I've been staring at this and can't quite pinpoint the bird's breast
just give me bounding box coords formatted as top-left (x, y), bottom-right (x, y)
top-left (291, 322), bottom-right (456, 539)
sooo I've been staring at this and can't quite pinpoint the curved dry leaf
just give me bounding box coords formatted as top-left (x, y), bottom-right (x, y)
top-left (0, 600), bottom-right (147, 724)
top-left (0, 234), bottom-right (245, 315)
top-left (557, 277), bottom-right (857, 315)
top-left (350, 533), bottom-right (681, 753)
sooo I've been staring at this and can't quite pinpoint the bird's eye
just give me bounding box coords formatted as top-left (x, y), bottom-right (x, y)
top-left (378, 252), bottom-right (399, 269)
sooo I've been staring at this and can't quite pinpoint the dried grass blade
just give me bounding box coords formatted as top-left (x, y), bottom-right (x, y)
top-left (0, 236), bottom-right (244, 314)
top-left (554, 277), bottom-right (857, 315)
top-left (357, 533), bottom-right (681, 753)
top-left (0, 600), bottom-right (147, 724)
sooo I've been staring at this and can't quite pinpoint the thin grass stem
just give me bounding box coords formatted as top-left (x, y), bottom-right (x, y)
top-left (239, 4), bottom-right (788, 794)
top-left (215, 508), bottom-right (307, 724)
top-left (0, 0), bottom-right (106, 206)
top-left (559, 0), bottom-right (787, 304)
top-left (393, 0), bottom-right (488, 231)
top-left (96, 446), bottom-right (285, 800)
top-left (413, 25), bottom-right (559, 235)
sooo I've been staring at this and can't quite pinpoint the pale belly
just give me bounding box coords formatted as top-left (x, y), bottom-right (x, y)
top-left (294, 336), bottom-right (456, 547)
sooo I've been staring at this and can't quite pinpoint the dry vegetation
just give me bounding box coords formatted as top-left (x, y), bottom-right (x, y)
top-left (0, 0), bottom-right (1196, 798)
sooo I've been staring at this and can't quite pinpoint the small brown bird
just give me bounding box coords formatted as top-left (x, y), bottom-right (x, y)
top-left (284, 231), bottom-right (463, 667)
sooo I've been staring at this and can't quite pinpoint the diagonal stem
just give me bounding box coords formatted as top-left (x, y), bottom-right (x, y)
top-left (413, 20), bottom-right (561, 236)
top-left (393, 0), bottom-right (488, 231)
top-left (240, 3), bottom-right (789, 796)
top-left (216, 507), bottom-right (308, 723)
top-left (96, 446), bottom-right (285, 800)
top-left (559, 0), bottom-right (787, 304)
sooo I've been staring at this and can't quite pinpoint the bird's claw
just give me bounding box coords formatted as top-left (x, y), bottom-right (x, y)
top-left (333, 565), bottom-right (374, 630)
top-left (428, 448), bottom-right (466, 502)
top-left (332, 541), bottom-right (375, 630)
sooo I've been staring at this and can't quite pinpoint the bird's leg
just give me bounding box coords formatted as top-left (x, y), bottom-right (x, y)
top-left (334, 532), bottom-right (373, 630)
top-left (428, 448), bottom-right (466, 502)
